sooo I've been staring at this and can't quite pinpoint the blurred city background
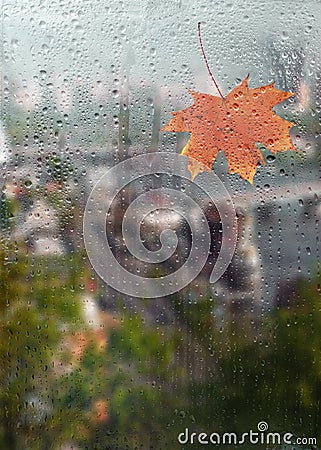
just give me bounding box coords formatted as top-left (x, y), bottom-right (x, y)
top-left (1, 0), bottom-right (321, 448)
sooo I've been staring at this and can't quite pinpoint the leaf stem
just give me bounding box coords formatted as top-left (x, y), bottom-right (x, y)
top-left (198, 22), bottom-right (225, 101)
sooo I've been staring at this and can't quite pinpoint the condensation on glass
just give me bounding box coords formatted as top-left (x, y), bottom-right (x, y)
top-left (1, 0), bottom-right (321, 448)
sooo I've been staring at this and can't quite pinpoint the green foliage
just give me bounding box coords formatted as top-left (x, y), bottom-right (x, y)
top-left (45, 154), bottom-right (75, 183)
top-left (1, 236), bottom-right (321, 449)
top-left (0, 243), bottom-right (108, 450)
top-left (0, 194), bottom-right (15, 231)
top-left (179, 279), bottom-right (321, 448)
top-left (97, 313), bottom-right (189, 450)
top-left (102, 279), bottom-right (321, 449)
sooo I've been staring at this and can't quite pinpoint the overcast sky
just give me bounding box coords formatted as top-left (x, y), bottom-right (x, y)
top-left (2, 0), bottom-right (321, 163)
top-left (3, 0), bottom-right (321, 95)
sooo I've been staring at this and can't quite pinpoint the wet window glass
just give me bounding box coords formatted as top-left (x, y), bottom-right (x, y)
top-left (1, 0), bottom-right (321, 448)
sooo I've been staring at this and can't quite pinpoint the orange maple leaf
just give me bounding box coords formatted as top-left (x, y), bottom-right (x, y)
top-left (161, 75), bottom-right (296, 184)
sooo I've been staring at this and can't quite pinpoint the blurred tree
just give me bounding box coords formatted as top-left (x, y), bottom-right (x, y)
top-left (43, 153), bottom-right (83, 253)
top-left (96, 312), bottom-right (190, 450)
top-left (0, 193), bottom-right (15, 232)
top-left (180, 276), bottom-right (321, 447)
top-left (0, 242), bottom-right (111, 449)
top-left (45, 154), bottom-right (75, 184)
